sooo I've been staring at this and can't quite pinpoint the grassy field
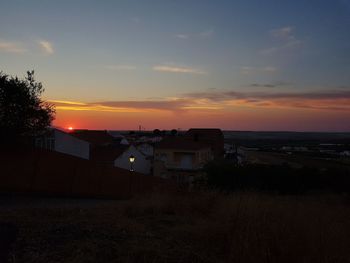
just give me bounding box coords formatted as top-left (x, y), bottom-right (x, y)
top-left (1, 192), bottom-right (350, 263)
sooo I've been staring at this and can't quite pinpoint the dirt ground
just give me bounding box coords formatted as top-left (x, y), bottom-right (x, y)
top-left (1, 192), bottom-right (350, 263)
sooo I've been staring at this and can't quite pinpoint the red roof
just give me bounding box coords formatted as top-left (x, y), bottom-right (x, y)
top-left (71, 130), bottom-right (114, 145)
top-left (186, 128), bottom-right (224, 157)
top-left (90, 145), bottom-right (128, 163)
top-left (156, 137), bottom-right (210, 151)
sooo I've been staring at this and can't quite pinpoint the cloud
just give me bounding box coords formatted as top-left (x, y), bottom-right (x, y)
top-left (48, 100), bottom-right (87, 106)
top-left (0, 41), bottom-right (26, 53)
top-left (250, 81), bottom-right (291, 88)
top-left (184, 90), bottom-right (350, 111)
top-left (240, 66), bottom-right (277, 74)
top-left (174, 29), bottom-right (214, 40)
top-left (104, 65), bottom-right (136, 71)
top-left (199, 29), bottom-right (214, 38)
top-left (261, 26), bottom-right (303, 55)
top-left (49, 99), bottom-right (193, 113)
top-left (251, 84), bottom-right (277, 88)
top-left (261, 40), bottom-right (302, 55)
top-left (262, 66), bottom-right (277, 73)
top-left (175, 34), bottom-right (190, 39)
top-left (49, 89), bottom-right (350, 114)
top-left (38, 40), bottom-right (54, 55)
top-left (270, 26), bottom-right (295, 40)
top-left (153, 64), bottom-right (206, 75)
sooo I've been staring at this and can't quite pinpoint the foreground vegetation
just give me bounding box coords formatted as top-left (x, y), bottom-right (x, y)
top-left (1, 192), bottom-right (350, 263)
top-left (204, 160), bottom-right (350, 194)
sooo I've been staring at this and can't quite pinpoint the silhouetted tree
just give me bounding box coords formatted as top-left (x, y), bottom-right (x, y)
top-left (153, 129), bottom-right (161, 136)
top-left (170, 129), bottom-right (178, 136)
top-left (0, 71), bottom-right (55, 145)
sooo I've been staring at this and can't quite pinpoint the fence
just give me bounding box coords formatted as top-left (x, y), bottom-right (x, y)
top-left (0, 149), bottom-right (176, 199)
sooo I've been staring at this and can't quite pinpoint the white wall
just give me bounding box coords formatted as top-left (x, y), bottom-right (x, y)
top-left (54, 129), bottom-right (90, 159)
top-left (114, 145), bottom-right (151, 174)
top-left (137, 143), bottom-right (154, 157)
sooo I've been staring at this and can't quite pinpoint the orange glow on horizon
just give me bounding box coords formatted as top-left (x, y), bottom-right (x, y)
top-left (53, 105), bottom-right (350, 132)
top-left (50, 97), bottom-right (350, 132)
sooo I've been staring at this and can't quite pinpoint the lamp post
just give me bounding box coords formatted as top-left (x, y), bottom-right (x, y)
top-left (129, 155), bottom-right (135, 172)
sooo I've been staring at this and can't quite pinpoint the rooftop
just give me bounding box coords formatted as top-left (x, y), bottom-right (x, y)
top-left (156, 137), bottom-right (210, 151)
top-left (71, 130), bottom-right (114, 145)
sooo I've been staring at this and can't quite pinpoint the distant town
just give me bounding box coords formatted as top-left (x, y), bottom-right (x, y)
top-left (34, 127), bottom-right (350, 186)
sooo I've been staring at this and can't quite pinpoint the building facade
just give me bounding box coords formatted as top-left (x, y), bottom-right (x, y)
top-left (35, 128), bottom-right (90, 159)
top-left (153, 137), bottom-right (213, 184)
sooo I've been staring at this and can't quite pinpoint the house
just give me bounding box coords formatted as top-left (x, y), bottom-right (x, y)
top-left (153, 136), bottom-right (213, 184)
top-left (90, 145), bottom-right (128, 166)
top-left (35, 128), bottom-right (90, 159)
top-left (185, 128), bottom-right (224, 158)
top-left (136, 143), bottom-right (154, 157)
top-left (70, 130), bottom-right (114, 148)
top-left (107, 131), bottom-right (130, 145)
top-left (114, 145), bottom-right (152, 175)
top-left (90, 144), bottom-right (152, 175)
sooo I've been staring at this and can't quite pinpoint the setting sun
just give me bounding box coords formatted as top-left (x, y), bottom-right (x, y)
top-left (68, 126), bottom-right (73, 131)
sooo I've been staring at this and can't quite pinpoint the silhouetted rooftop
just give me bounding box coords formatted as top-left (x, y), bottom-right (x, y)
top-left (156, 137), bottom-right (210, 151)
top-left (71, 130), bottom-right (114, 145)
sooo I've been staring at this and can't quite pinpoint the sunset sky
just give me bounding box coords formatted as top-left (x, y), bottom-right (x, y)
top-left (1, 0), bottom-right (350, 131)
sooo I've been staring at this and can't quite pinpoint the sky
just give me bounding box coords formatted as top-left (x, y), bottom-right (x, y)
top-left (1, 0), bottom-right (350, 131)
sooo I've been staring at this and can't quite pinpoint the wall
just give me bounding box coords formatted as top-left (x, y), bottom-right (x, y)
top-left (54, 129), bottom-right (90, 159)
top-left (154, 147), bottom-right (212, 170)
top-left (0, 149), bottom-right (176, 199)
top-left (153, 147), bottom-right (212, 185)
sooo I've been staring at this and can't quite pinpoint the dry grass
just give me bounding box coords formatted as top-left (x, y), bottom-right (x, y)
top-left (1, 192), bottom-right (350, 263)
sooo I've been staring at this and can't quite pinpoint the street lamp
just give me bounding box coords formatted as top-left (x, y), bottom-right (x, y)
top-left (129, 155), bottom-right (135, 172)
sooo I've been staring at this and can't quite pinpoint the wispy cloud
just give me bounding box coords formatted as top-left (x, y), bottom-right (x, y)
top-left (48, 100), bottom-right (87, 106)
top-left (270, 26), bottom-right (295, 40)
top-left (250, 81), bottom-right (291, 88)
top-left (0, 41), bottom-right (26, 53)
top-left (49, 99), bottom-right (192, 113)
top-left (174, 28), bottom-right (214, 40)
top-left (262, 66), bottom-right (277, 73)
top-left (199, 29), bottom-right (214, 38)
top-left (104, 65), bottom-right (136, 71)
top-left (240, 66), bottom-right (277, 75)
top-left (175, 34), bottom-right (190, 39)
top-left (184, 90), bottom-right (350, 111)
top-left (251, 84), bottom-right (278, 88)
top-left (261, 26), bottom-right (303, 55)
top-left (38, 40), bottom-right (54, 55)
top-left (153, 64), bottom-right (206, 75)
top-left (50, 89), bottom-right (350, 114)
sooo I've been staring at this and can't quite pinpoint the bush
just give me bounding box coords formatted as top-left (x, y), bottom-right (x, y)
top-left (204, 160), bottom-right (350, 194)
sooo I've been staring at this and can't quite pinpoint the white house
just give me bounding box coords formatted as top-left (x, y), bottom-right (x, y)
top-left (35, 128), bottom-right (90, 159)
top-left (107, 131), bottom-right (129, 145)
top-left (114, 145), bottom-right (151, 174)
top-left (136, 143), bottom-right (154, 157)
